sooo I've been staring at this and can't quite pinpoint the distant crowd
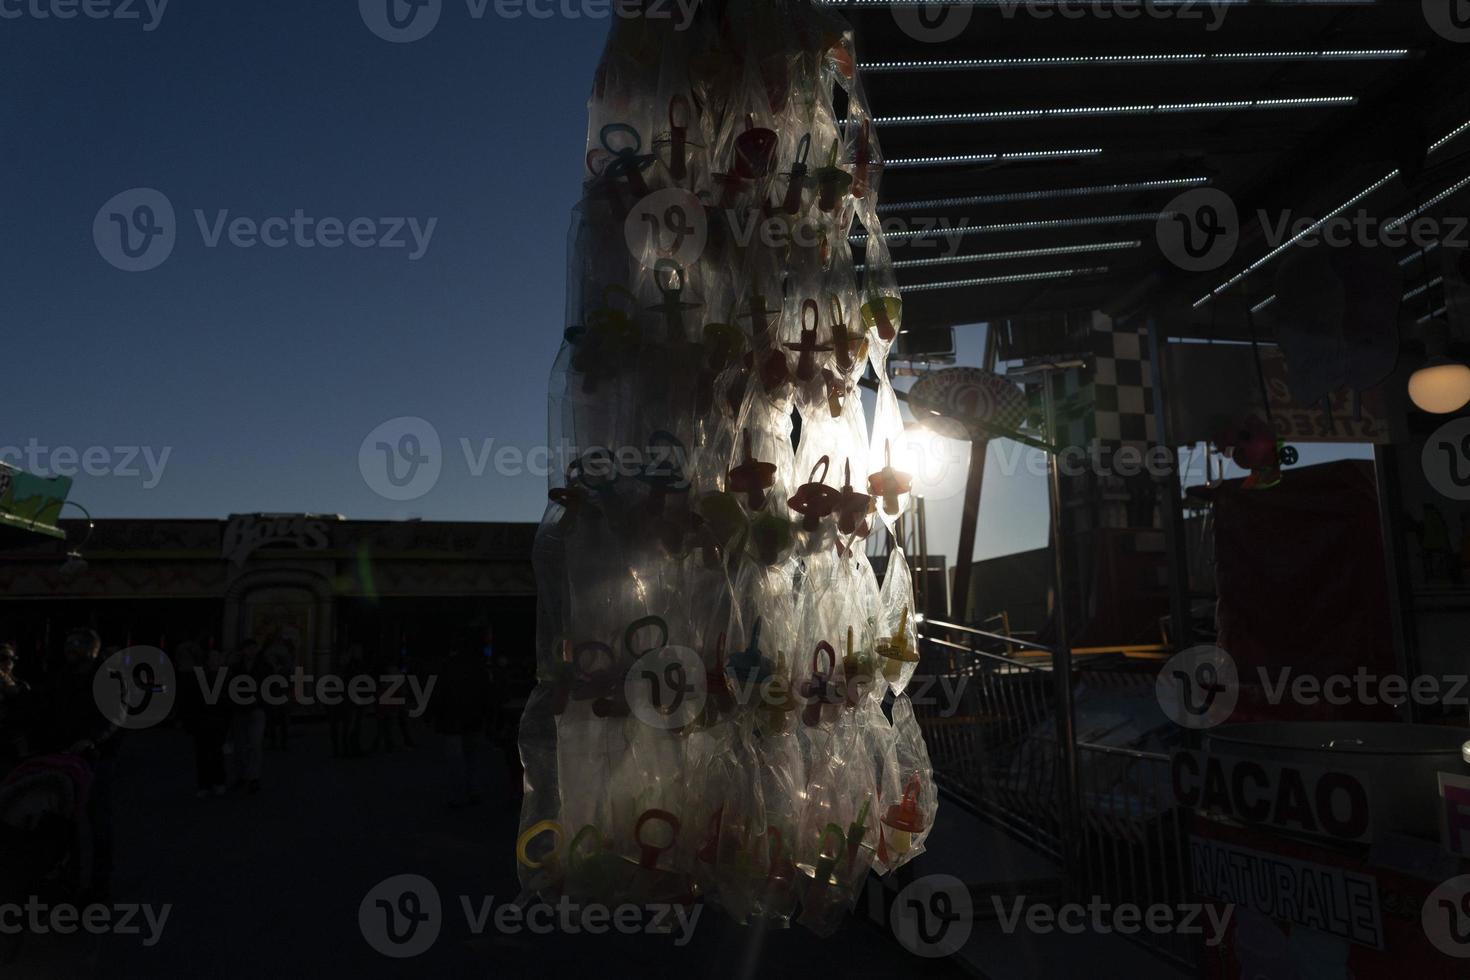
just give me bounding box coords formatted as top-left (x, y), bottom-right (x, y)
top-left (0, 625), bottom-right (533, 901)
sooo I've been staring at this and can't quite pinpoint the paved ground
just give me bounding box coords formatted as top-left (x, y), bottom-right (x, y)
top-left (6, 721), bottom-right (977, 980)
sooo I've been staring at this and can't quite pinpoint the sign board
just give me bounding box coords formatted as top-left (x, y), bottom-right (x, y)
top-left (0, 463), bottom-right (71, 540)
top-left (1165, 343), bottom-right (1389, 445)
top-left (907, 367), bottom-right (1029, 443)
top-left (1172, 750), bottom-right (1373, 843)
top-left (1190, 837), bottom-right (1384, 948)
top-left (222, 514), bottom-right (332, 566)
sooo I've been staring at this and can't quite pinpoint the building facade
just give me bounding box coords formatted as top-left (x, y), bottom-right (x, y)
top-left (0, 514), bottom-right (537, 671)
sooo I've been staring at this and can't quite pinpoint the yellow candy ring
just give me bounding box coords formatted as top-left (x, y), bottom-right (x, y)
top-left (516, 819), bottom-right (564, 870)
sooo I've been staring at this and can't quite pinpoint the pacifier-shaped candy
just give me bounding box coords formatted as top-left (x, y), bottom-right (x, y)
top-left (568, 447), bottom-right (621, 508)
top-left (750, 511), bottom-right (794, 565)
top-left (548, 483), bottom-right (593, 533)
top-left (876, 608), bottom-right (919, 683)
top-left (756, 652), bottom-right (800, 733)
top-left (852, 118), bottom-right (875, 199)
top-left (564, 824), bottom-right (631, 897)
top-left (836, 460), bottom-right (875, 536)
top-left (584, 616), bottom-right (665, 719)
top-left (635, 809), bottom-right (679, 870)
top-left (814, 138), bottom-right (852, 213)
top-left (760, 825), bottom-right (797, 886)
top-left (585, 285), bottom-right (639, 345)
top-left (595, 122), bottom-right (657, 199)
top-left (825, 33), bottom-right (855, 79)
top-left (727, 430), bottom-right (776, 510)
top-left (569, 639), bottom-right (619, 706)
top-left (727, 616), bottom-right (771, 686)
top-left (880, 774), bottom-right (927, 860)
top-left (698, 490), bottom-right (748, 563)
top-left (822, 368), bottom-right (851, 419)
top-left (653, 94), bottom-right (701, 183)
top-left (867, 440), bottom-right (913, 517)
top-left (697, 632), bottom-right (736, 726)
top-left (798, 640), bottom-right (841, 728)
top-left (788, 455), bottom-right (839, 532)
top-left (558, 449), bottom-right (623, 540)
top-left (860, 291), bottom-right (902, 343)
top-left (647, 261), bottom-right (700, 345)
top-left (624, 614), bottom-right (668, 666)
top-left (841, 625), bottom-right (875, 707)
top-left (807, 822), bottom-right (847, 888)
top-left (785, 299), bottom-right (833, 383)
top-left (516, 819), bottom-right (566, 881)
top-left (733, 113), bottom-right (778, 179)
top-left (637, 430), bottom-right (689, 515)
top-left (568, 284), bottom-right (640, 392)
top-left (830, 294), bottom-right (867, 374)
top-left (750, 346), bottom-right (791, 394)
top-left (737, 289), bottom-right (781, 344)
top-left (779, 133), bottom-right (812, 215)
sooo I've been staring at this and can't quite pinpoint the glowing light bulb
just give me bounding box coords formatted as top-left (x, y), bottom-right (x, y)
top-left (1409, 358), bottom-right (1470, 414)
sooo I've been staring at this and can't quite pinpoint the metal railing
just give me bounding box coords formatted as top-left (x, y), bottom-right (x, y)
top-left (918, 626), bottom-right (1063, 856)
top-left (915, 617), bottom-right (1199, 971)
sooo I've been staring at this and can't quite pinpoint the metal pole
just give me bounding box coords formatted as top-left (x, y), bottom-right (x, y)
top-left (1374, 444), bottom-right (1415, 723)
top-left (916, 495), bottom-right (934, 617)
top-left (950, 326), bottom-right (1002, 623)
top-left (1041, 368), bottom-right (1081, 886)
top-left (950, 443), bottom-right (988, 623)
top-left (1144, 314), bottom-right (1193, 650)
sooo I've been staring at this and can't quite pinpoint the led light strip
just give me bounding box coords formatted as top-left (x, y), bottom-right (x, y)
top-left (1404, 277), bottom-right (1447, 303)
top-left (860, 51), bottom-right (1411, 72)
top-left (1386, 174), bottom-right (1470, 230)
top-left (877, 177), bottom-right (1208, 215)
top-left (1400, 241), bottom-right (1443, 267)
top-left (1196, 117), bottom-right (1470, 308)
top-left (1193, 173), bottom-right (1398, 307)
top-left (1432, 120), bottom-right (1470, 153)
top-left (857, 240), bottom-right (1142, 272)
top-left (852, 213), bottom-right (1169, 245)
top-left (902, 267), bottom-right (1110, 293)
top-left (874, 97), bottom-right (1355, 128)
top-left (1250, 270), bottom-right (1450, 316)
top-left (885, 148), bottom-right (1103, 169)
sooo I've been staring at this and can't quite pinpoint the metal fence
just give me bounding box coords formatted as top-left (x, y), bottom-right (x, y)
top-left (915, 618), bottom-right (1200, 970)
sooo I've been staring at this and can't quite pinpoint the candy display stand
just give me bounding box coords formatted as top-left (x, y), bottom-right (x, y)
top-left (517, 0), bottom-right (937, 933)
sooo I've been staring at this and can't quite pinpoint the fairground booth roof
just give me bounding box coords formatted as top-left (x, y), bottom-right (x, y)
top-left (837, 1), bottom-right (1470, 342)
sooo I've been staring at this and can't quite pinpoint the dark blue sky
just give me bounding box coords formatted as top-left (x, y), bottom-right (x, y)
top-left (3, 1), bottom-right (609, 520)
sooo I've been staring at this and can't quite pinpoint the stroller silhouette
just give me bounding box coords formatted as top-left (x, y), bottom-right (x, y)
top-left (0, 754), bottom-right (93, 964)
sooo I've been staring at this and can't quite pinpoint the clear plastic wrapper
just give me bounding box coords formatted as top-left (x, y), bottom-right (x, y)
top-left (517, 0), bottom-right (936, 930)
